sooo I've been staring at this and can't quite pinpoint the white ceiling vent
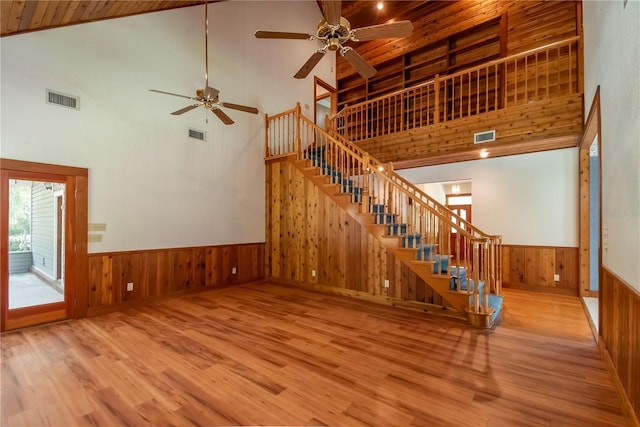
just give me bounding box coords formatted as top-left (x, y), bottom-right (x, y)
top-left (46, 89), bottom-right (79, 110)
top-left (188, 128), bottom-right (206, 141)
top-left (474, 130), bottom-right (496, 144)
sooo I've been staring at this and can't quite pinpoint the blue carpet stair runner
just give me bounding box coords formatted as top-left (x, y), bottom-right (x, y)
top-left (303, 145), bottom-right (503, 324)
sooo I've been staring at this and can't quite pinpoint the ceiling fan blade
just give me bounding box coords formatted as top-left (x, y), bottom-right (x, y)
top-left (351, 20), bottom-right (414, 41)
top-left (321, 0), bottom-right (342, 26)
top-left (254, 30), bottom-right (313, 40)
top-left (294, 50), bottom-right (326, 79)
top-left (150, 89), bottom-right (197, 100)
top-left (171, 104), bottom-right (201, 115)
top-left (340, 47), bottom-right (377, 79)
top-left (221, 102), bottom-right (259, 114)
top-left (212, 108), bottom-right (234, 125)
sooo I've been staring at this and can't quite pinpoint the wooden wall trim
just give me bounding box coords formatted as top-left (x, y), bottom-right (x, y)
top-left (501, 244), bottom-right (578, 295)
top-left (87, 243), bottom-right (265, 317)
top-left (1, 159), bottom-right (88, 331)
top-left (578, 86), bottom-right (601, 297)
top-left (89, 241), bottom-right (265, 257)
top-left (0, 158), bottom-right (88, 177)
top-left (600, 266), bottom-right (640, 426)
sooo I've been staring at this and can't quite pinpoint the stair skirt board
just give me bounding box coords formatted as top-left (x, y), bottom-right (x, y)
top-left (291, 154), bottom-right (504, 326)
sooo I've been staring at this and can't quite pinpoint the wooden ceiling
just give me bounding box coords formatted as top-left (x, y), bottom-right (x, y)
top-left (0, 1), bottom-right (427, 38)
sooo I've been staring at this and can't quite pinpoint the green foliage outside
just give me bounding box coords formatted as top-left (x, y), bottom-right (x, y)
top-left (9, 184), bottom-right (31, 251)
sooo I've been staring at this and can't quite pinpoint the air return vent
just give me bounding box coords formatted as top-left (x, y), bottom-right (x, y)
top-left (188, 128), bottom-right (206, 141)
top-left (46, 89), bottom-right (79, 110)
top-left (474, 130), bottom-right (496, 144)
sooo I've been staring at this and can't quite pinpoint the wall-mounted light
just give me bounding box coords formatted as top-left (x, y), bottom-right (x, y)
top-left (451, 184), bottom-right (461, 194)
top-left (479, 149), bottom-right (490, 159)
top-left (377, 2), bottom-right (384, 10)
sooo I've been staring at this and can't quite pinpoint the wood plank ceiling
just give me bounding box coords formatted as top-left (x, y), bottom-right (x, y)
top-left (0, 0), bottom-right (427, 38)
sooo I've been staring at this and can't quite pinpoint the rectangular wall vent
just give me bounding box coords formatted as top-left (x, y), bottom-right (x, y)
top-left (474, 130), bottom-right (496, 144)
top-left (188, 128), bottom-right (206, 141)
top-left (46, 89), bottom-right (79, 110)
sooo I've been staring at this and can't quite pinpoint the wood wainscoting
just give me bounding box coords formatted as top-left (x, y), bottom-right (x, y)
top-left (601, 266), bottom-right (640, 425)
top-left (87, 243), bottom-right (264, 316)
top-left (501, 245), bottom-right (578, 295)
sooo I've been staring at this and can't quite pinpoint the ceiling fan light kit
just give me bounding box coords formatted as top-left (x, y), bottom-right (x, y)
top-left (149, 1), bottom-right (258, 125)
top-left (254, 0), bottom-right (413, 79)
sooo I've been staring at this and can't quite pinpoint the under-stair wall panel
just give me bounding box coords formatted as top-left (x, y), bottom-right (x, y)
top-left (87, 243), bottom-right (264, 316)
top-left (265, 158), bottom-right (445, 306)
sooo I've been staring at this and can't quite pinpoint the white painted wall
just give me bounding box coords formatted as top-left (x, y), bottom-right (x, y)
top-left (0, 1), bottom-right (334, 253)
top-left (583, 0), bottom-right (640, 290)
top-left (399, 149), bottom-right (579, 247)
top-left (417, 183), bottom-right (447, 204)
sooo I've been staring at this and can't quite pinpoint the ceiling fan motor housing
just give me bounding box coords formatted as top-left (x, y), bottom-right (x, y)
top-left (317, 17), bottom-right (351, 50)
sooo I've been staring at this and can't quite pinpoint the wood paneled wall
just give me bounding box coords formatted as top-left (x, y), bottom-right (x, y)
top-left (265, 158), bottom-right (446, 308)
top-left (358, 93), bottom-right (583, 167)
top-left (87, 243), bottom-right (264, 316)
top-left (501, 245), bottom-right (578, 295)
top-left (337, 0), bottom-right (579, 79)
top-left (601, 267), bottom-right (640, 424)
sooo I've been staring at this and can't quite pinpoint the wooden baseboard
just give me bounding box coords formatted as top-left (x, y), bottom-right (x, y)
top-left (598, 338), bottom-right (640, 427)
top-left (579, 296), bottom-right (598, 342)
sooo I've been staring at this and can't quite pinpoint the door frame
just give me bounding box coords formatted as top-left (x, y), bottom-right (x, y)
top-left (314, 76), bottom-right (337, 129)
top-left (0, 159), bottom-right (88, 331)
top-left (578, 87), bottom-right (601, 325)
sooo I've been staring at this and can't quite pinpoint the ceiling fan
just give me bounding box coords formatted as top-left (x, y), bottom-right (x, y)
top-left (150, 1), bottom-right (258, 125)
top-left (254, 0), bottom-right (413, 79)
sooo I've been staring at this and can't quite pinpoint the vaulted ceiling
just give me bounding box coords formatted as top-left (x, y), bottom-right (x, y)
top-left (0, 1), bottom-right (426, 38)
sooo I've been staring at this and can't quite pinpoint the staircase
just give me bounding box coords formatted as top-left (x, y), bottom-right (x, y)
top-left (265, 104), bottom-right (503, 328)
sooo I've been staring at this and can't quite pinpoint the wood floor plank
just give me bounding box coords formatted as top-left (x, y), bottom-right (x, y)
top-left (0, 282), bottom-right (629, 426)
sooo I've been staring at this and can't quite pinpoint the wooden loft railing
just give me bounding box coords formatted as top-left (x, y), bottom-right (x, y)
top-left (265, 104), bottom-right (503, 323)
top-left (330, 36), bottom-right (580, 142)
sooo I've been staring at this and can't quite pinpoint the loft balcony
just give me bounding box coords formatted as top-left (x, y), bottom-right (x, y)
top-left (330, 36), bottom-right (582, 168)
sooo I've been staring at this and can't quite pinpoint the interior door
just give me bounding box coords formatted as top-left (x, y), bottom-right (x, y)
top-left (449, 204), bottom-right (471, 260)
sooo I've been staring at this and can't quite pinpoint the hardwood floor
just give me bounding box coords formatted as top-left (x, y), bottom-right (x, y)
top-left (1, 282), bottom-right (629, 426)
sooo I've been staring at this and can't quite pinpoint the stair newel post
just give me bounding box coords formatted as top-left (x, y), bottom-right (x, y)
top-left (483, 239), bottom-right (490, 312)
top-left (294, 102), bottom-right (302, 159)
top-left (361, 153), bottom-right (370, 214)
top-left (473, 241), bottom-right (481, 313)
top-left (387, 162), bottom-right (394, 216)
top-left (264, 113), bottom-right (270, 158)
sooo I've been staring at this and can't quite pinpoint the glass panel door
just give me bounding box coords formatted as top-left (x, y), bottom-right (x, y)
top-left (8, 180), bottom-right (66, 309)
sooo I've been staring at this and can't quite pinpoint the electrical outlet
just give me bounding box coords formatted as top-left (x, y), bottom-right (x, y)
top-left (126, 282), bottom-right (134, 291)
top-left (553, 274), bottom-right (560, 282)
top-left (384, 279), bottom-right (390, 288)
top-left (312, 270), bottom-right (316, 277)
top-left (232, 267), bottom-right (237, 274)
